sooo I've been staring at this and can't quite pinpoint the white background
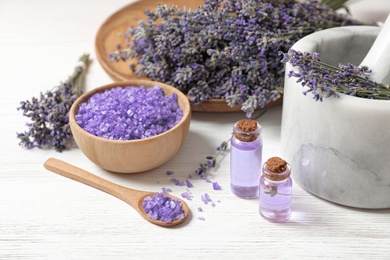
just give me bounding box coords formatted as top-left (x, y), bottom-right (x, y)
top-left (1, 0), bottom-right (389, 259)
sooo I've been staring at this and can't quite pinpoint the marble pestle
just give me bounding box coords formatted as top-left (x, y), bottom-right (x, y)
top-left (359, 14), bottom-right (390, 85)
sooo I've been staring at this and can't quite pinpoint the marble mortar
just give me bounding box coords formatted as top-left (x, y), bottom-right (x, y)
top-left (281, 26), bottom-right (390, 209)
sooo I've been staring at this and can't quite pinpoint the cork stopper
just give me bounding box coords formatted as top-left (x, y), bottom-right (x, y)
top-left (263, 157), bottom-right (290, 181)
top-left (233, 119), bottom-right (261, 142)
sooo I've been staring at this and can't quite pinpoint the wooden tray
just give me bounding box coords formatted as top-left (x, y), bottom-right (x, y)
top-left (95, 0), bottom-right (282, 112)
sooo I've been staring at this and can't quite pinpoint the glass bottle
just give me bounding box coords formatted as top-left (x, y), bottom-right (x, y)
top-left (259, 157), bottom-right (292, 222)
top-left (230, 119), bottom-right (263, 199)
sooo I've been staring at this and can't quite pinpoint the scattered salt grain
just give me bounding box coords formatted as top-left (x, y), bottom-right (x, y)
top-left (185, 180), bottom-right (194, 188)
top-left (212, 181), bottom-right (221, 190)
top-left (142, 193), bottom-right (184, 223)
top-left (201, 193), bottom-right (212, 205)
top-left (161, 187), bottom-right (172, 194)
top-left (181, 191), bottom-right (193, 201)
top-left (75, 86), bottom-right (183, 140)
top-left (171, 178), bottom-right (186, 186)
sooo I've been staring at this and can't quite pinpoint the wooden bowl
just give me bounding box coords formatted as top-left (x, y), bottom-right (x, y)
top-left (69, 80), bottom-right (191, 173)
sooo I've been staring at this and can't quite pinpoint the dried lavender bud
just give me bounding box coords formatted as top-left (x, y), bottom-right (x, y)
top-left (17, 54), bottom-right (90, 152)
top-left (142, 193), bottom-right (184, 223)
top-left (75, 86), bottom-right (183, 140)
top-left (110, 0), bottom-right (361, 117)
top-left (281, 49), bottom-right (390, 101)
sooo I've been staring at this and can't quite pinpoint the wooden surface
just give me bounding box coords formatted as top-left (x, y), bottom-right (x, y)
top-left (1, 0), bottom-right (390, 259)
top-left (95, 0), bottom-right (282, 112)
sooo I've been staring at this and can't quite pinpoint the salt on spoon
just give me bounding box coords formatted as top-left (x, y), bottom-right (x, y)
top-left (359, 13), bottom-right (390, 85)
top-left (44, 158), bottom-right (189, 227)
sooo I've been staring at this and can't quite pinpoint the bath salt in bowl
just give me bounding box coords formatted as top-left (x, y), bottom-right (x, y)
top-left (69, 80), bottom-right (191, 173)
top-left (76, 86), bottom-right (183, 140)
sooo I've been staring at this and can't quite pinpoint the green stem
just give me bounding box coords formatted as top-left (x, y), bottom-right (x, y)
top-left (320, 0), bottom-right (349, 10)
top-left (65, 54), bottom-right (90, 97)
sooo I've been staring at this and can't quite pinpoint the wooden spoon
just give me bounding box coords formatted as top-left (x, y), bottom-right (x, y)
top-left (43, 158), bottom-right (189, 227)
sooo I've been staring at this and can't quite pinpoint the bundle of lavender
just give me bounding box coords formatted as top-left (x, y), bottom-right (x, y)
top-left (281, 13), bottom-right (390, 102)
top-left (110, 0), bottom-right (360, 117)
top-left (17, 54), bottom-right (90, 152)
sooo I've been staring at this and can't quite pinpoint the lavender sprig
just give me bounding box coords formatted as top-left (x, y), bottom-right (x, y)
top-left (280, 49), bottom-right (390, 101)
top-left (195, 138), bottom-right (230, 178)
top-left (110, 0), bottom-right (361, 118)
top-left (17, 54), bottom-right (90, 152)
top-left (195, 109), bottom-right (267, 177)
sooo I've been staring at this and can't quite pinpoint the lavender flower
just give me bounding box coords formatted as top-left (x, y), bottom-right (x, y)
top-left (281, 49), bottom-right (390, 101)
top-left (195, 139), bottom-right (230, 178)
top-left (110, 0), bottom-right (361, 117)
top-left (17, 54), bottom-right (90, 152)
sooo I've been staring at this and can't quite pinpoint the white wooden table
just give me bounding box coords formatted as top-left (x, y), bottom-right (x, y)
top-left (1, 1), bottom-right (389, 259)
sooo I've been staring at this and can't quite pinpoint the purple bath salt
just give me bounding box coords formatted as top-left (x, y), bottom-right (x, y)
top-left (161, 187), bottom-right (172, 194)
top-left (170, 178), bottom-right (186, 186)
top-left (75, 86), bottom-right (183, 140)
top-left (166, 170), bottom-right (174, 176)
top-left (201, 193), bottom-right (212, 205)
top-left (185, 180), bottom-right (194, 188)
top-left (142, 193), bottom-right (184, 223)
top-left (212, 181), bottom-right (221, 190)
top-left (181, 191), bottom-right (193, 201)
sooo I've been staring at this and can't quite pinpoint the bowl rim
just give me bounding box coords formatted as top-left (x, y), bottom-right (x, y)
top-left (69, 79), bottom-right (191, 144)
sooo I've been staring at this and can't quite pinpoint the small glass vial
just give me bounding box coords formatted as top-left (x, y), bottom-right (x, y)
top-left (259, 157), bottom-right (292, 222)
top-left (230, 119), bottom-right (263, 199)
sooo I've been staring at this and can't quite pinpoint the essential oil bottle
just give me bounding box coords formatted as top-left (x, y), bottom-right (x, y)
top-left (259, 157), bottom-right (292, 222)
top-left (230, 119), bottom-right (263, 199)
